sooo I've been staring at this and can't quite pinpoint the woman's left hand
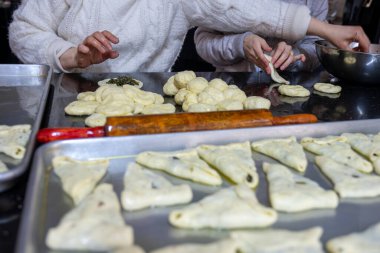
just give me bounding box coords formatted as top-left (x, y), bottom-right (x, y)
top-left (271, 42), bottom-right (305, 71)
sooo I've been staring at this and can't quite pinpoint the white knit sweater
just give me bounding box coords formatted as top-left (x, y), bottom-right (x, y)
top-left (8, 0), bottom-right (311, 73)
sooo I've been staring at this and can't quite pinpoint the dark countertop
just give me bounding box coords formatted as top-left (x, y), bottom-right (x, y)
top-left (1, 69), bottom-right (380, 253)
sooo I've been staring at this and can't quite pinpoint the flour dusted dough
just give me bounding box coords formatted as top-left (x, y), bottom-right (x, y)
top-left (188, 103), bottom-right (217, 112)
top-left (142, 104), bottom-right (176, 115)
top-left (223, 87), bottom-right (247, 102)
top-left (265, 55), bottom-right (290, 84)
top-left (174, 88), bottom-right (192, 105)
top-left (163, 76), bottom-right (179, 96)
top-left (64, 100), bottom-right (100, 116)
top-left (84, 113), bottom-right (107, 127)
top-left (315, 155), bottom-right (380, 198)
top-left (244, 96), bottom-right (271, 109)
top-left (301, 136), bottom-right (373, 173)
top-left (314, 83), bottom-right (342, 94)
top-left (182, 92), bottom-right (198, 112)
top-left (251, 136), bottom-right (307, 172)
top-left (52, 156), bottom-right (108, 205)
top-left (197, 141), bottom-right (259, 188)
top-left (135, 149), bottom-right (222, 186)
top-left (326, 222), bottom-right (380, 253)
top-left (186, 77), bottom-right (208, 94)
top-left (169, 185), bottom-right (277, 229)
top-left (197, 86), bottom-right (225, 105)
top-left (121, 163), bottom-right (192, 211)
top-left (208, 78), bottom-right (229, 91)
top-left (151, 239), bottom-right (239, 253)
top-left (0, 124), bottom-right (31, 159)
top-left (263, 162), bottom-right (338, 212)
top-left (278, 85), bottom-right (310, 97)
top-left (174, 71), bottom-right (196, 89)
top-left (231, 227), bottom-right (324, 253)
top-left (342, 132), bottom-right (380, 174)
top-left (46, 184), bottom-right (134, 251)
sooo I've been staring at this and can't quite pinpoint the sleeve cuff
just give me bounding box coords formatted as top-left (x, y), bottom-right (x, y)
top-left (47, 39), bottom-right (76, 73)
top-left (282, 4), bottom-right (311, 42)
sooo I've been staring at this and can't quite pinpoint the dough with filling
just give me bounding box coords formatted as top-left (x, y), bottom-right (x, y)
top-left (46, 184), bottom-right (134, 251)
top-left (174, 88), bottom-right (192, 105)
top-left (186, 77), bottom-right (208, 94)
top-left (0, 124), bottom-right (31, 159)
top-left (85, 113), bottom-right (107, 127)
top-left (231, 227), bottom-right (324, 253)
top-left (95, 100), bottom-right (134, 116)
top-left (77, 91), bottom-right (96, 101)
top-left (263, 162), bottom-right (338, 212)
top-left (264, 55), bottom-right (290, 84)
top-left (174, 71), bottom-right (196, 89)
top-left (98, 77), bottom-right (143, 88)
top-left (315, 155), bottom-right (380, 198)
top-left (244, 96), bottom-right (271, 109)
top-left (208, 78), bottom-right (229, 91)
top-left (314, 83), bottom-right (342, 94)
top-left (52, 156), bottom-right (108, 205)
top-left (301, 135), bottom-right (373, 173)
top-left (251, 136), bottom-right (307, 172)
top-left (326, 222), bottom-right (380, 253)
top-left (182, 93), bottom-right (198, 112)
top-left (197, 86), bottom-right (225, 105)
top-left (121, 163), bottom-right (192, 211)
top-left (135, 149), bottom-right (222, 186)
top-left (223, 87), bottom-right (247, 102)
top-left (197, 141), bottom-right (259, 188)
top-left (169, 185), bottom-right (277, 229)
top-left (64, 100), bottom-right (100, 116)
top-left (163, 76), bottom-right (178, 96)
top-left (278, 85), bottom-right (310, 97)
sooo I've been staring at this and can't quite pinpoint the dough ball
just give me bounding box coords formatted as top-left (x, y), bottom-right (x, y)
top-left (142, 104), bottom-right (176, 115)
top-left (153, 93), bottom-right (165, 104)
top-left (244, 96), bottom-right (271, 110)
top-left (95, 100), bottom-right (134, 116)
top-left (223, 87), bottom-right (247, 102)
top-left (174, 71), bottom-right (196, 89)
top-left (227, 84), bottom-right (240, 89)
top-left (182, 93), bottom-right (198, 112)
top-left (313, 83), bottom-right (342, 94)
top-left (133, 103), bottom-right (145, 114)
top-left (84, 113), bottom-right (107, 127)
top-left (163, 76), bottom-right (178, 96)
top-left (278, 85), bottom-right (310, 97)
top-left (64, 101), bottom-right (99, 116)
top-left (198, 87), bottom-right (225, 105)
top-left (217, 99), bottom-right (244, 111)
top-left (77, 91), bottom-right (96, 101)
top-left (209, 78), bottom-right (229, 91)
top-left (188, 103), bottom-right (217, 112)
top-left (174, 88), bottom-right (192, 105)
top-left (133, 90), bottom-right (157, 106)
top-left (186, 77), bottom-right (208, 94)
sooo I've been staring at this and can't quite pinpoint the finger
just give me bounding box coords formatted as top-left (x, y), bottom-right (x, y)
top-left (253, 42), bottom-right (270, 69)
top-left (93, 32), bottom-right (114, 51)
top-left (260, 38), bottom-right (272, 52)
top-left (102, 30), bottom-right (120, 44)
top-left (356, 30), bottom-right (370, 52)
top-left (271, 42), bottom-right (286, 63)
top-left (77, 44), bottom-right (90, 54)
top-left (84, 36), bottom-right (107, 54)
top-left (274, 46), bottom-right (292, 68)
top-left (280, 54), bottom-right (293, 70)
top-left (292, 54), bottom-right (305, 63)
top-left (109, 50), bottom-right (119, 59)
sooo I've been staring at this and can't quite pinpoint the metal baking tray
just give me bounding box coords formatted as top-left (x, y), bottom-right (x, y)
top-left (0, 64), bottom-right (52, 191)
top-left (17, 119), bottom-right (380, 252)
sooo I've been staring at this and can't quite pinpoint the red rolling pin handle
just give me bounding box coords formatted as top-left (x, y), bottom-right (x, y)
top-left (37, 127), bottom-right (105, 143)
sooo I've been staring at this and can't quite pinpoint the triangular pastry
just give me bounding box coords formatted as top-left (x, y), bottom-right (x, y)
top-left (263, 162), bottom-right (338, 212)
top-left (197, 141), bottom-right (258, 188)
top-left (52, 156), bottom-right (108, 205)
top-left (251, 136), bottom-right (307, 172)
top-left (121, 163), bottom-right (192, 211)
top-left (0, 124), bottom-right (31, 159)
top-left (135, 149), bottom-right (222, 186)
top-left (169, 185), bottom-right (277, 229)
top-left (301, 135), bottom-right (373, 173)
top-left (46, 184), bottom-right (134, 251)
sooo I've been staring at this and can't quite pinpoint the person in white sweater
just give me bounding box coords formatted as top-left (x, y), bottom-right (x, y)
top-left (8, 0), bottom-right (369, 73)
top-left (194, 0), bottom-right (328, 73)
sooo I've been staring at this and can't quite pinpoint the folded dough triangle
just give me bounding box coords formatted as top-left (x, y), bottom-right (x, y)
top-left (264, 55), bottom-right (290, 84)
top-left (342, 132), bottom-right (380, 174)
top-left (52, 156), bottom-right (108, 205)
top-left (121, 163), bottom-right (192, 211)
top-left (197, 141), bottom-right (258, 188)
top-left (263, 162), bottom-right (338, 212)
top-left (301, 135), bottom-right (373, 173)
top-left (327, 222), bottom-right (380, 253)
top-left (231, 226), bottom-right (324, 253)
top-left (46, 184), bottom-right (134, 251)
top-left (251, 136), bottom-right (307, 172)
top-left (135, 149), bottom-right (222, 186)
top-left (0, 124), bottom-right (31, 159)
top-left (169, 185), bottom-right (277, 229)
top-left (315, 155), bottom-right (380, 198)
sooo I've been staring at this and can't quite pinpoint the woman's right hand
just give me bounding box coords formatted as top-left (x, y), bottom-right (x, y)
top-left (60, 30), bottom-right (119, 70)
top-left (243, 34), bottom-right (272, 74)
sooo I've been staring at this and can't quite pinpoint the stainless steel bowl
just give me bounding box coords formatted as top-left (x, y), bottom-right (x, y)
top-left (315, 40), bottom-right (380, 84)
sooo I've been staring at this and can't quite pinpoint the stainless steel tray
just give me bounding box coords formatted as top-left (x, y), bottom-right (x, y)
top-left (17, 119), bottom-right (380, 252)
top-left (0, 64), bottom-right (52, 191)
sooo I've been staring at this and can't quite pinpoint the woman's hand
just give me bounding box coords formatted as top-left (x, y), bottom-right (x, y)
top-left (271, 42), bottom-right (306, 71)
top-left (243, 34), bottom-right (272, 74)
top-left (60, 30), bottom-right (119, 70)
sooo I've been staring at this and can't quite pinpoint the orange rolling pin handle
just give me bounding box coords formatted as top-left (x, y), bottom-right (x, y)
top-left (37, 127), bottom-right (105, 143)
top-left (272, 114), bottom-right (318, 125)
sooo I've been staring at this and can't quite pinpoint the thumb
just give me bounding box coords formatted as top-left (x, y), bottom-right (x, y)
top-left (260, 39), bottom-right (272, 52)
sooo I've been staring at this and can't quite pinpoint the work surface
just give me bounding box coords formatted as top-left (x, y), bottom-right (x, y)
top-left (1, 69), bottom-right (380, 252)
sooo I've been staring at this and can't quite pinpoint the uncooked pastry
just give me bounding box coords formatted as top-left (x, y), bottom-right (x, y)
top-left (264, 55), bottom-right (290, 84)
top-left (217, 99), bottom-right (244, 111)
top-left (186, 77), bottom-right (208, 94)
top-left (150, 239), bottom-right (239, 253)
top-left (187, 103), bottom-right (217, 112)
top-left (77, 91), bottom-right (96, 101)
top-left (278, 85), bottom-right (310, 97)
top-left (174, 71), bottom-right (196, 89)
top-left (0, 160), bottom-right (8, 173)
top-left (64, 101), bottom-right (100, 116)
top-left (174, 88), bottom-right (192, 105)
top-left (208, 78), bottom-right (229, 91)
top-left (244, 96), bottom-right (271, 109)
top-left (163, 76), bottom-right (178, 96)
top-left (141, 104), bottom-right (176, 115)
top-left (84, 113), bottom-right (107, 127)
top-left (223, 87), bottom-right (247, 102)
top-left (0, 124), bottom-right (31, 159)
top-left (197, 86), bottom-right (225, 105)
top-left (313, 83), bottom-right (342, 94)
top-left (95, 100), bottom-right (134, 116)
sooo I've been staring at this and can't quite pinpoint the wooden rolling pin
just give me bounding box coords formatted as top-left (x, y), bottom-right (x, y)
top-left (37, 110), bottom-right (318, 143)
